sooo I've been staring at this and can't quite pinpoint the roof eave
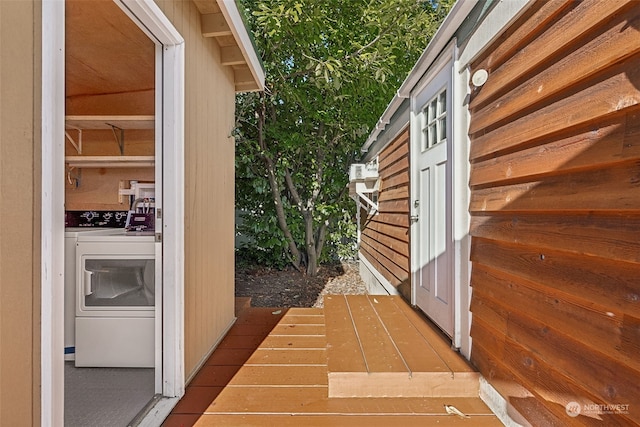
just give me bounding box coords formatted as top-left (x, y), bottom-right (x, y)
top-left (216, 0), bottom-right (266, 92)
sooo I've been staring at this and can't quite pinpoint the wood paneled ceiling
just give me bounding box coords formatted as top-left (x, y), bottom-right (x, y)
top-left (65, 0), bottom-right (154, 100)
top-left (65, 0), bottom-right (262, 101)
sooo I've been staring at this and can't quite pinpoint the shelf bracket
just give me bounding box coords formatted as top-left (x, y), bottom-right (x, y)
top-left (349, 178), bottom-right (380, 213)
top-left (109, 124), bottom-right (125, 155)
top-left (65, 126), bottom-right (83, 154)
top-left (66, 165), bottom-right (81, 188)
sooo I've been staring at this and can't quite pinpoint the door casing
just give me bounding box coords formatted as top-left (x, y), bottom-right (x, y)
top-left (410, 51), bottom-right (455, 337)
top-left (410, 42), bottom-right (473, 351)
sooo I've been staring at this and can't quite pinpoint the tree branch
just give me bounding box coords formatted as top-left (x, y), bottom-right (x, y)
top-left (284, 168), bottom-right (303, 208)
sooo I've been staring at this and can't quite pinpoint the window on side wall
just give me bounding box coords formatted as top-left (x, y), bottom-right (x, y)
top-left (421, 89), bottom-right (447, 152)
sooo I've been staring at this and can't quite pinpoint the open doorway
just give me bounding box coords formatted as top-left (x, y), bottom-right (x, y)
top-left (43, 0), bottom-right (185, 424)
top-left (64, 1), bottom-right (158, 424)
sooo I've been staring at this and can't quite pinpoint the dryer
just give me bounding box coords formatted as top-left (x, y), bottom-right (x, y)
top-left (75, 232), bottom-right (155, 367)
top-left (64, 227), bottom-right (125, 360)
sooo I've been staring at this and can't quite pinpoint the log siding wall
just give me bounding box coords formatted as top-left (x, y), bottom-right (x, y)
top-left (360, 129), bottom-right (411, 299)
top-left (468, 1), bottom-right (640, 425)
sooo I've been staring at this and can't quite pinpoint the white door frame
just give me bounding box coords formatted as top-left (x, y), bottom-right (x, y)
top-left (409, 41), bottom-right (471, 353)
top-left (41, 1), bottom-right (185, 425)
top-left (116, 0), bottom-right (185, 400)
top-left (41, 1), bottom-right (66, 423)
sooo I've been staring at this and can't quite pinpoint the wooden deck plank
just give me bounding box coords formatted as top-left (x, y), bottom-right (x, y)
top-left (285, 307), bottom-right (324, 316)
top-left (369, 296), bottom-right (451, 372)
top-left (325, 296), bottom-right (479, 397)
top-left (189, 365), bottom-right (242, 387)
top-left (260, 334), bottom-right (326, 349)
top-left (226, 324), bottom-right (280, 336)
top-left (208, 387), bottom-right (495, 415)
top-left (234, 297), bottom-right (252, 316)
top-left (279, 314), bottom-right (325, 325)
top-left (163, 414), bottom-right (503, 427)
top-left (234, 308), bottom-right (286, 325)
top-left (168, 305), bottom-right (497, 425)
top-left (246, 348), bottom-right (327, 365)
top-left (391, 297), bottom-right (475, 372)
top-left (205, 348), bottom-right (254, 366)
top-left (270, 323), bottom-right (326, 336)
top-left (216, 335), bottom-right (267, 350)
top-left (164, 413), bottom-right (503, 426)
top-left (328, 371), bottom-right (480, 398)
top-left (228, 365), bottom-right (328, 386)
top-left (324, 295), bottom-right (368, 372)
top-left (346, 294), bottom-right (408, 373)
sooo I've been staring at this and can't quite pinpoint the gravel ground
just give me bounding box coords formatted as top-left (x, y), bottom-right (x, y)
top-left (235, 261), bottom-right (367, 308)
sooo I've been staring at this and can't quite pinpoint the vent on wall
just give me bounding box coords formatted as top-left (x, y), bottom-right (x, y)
top-left (349, 160), bottom-right (380, 213)
top-left (349, 162), bottom-right (378, 181)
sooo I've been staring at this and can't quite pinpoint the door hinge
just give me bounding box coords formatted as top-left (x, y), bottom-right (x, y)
top-left (410, 215), bottom-right (419, 223)
top-left (156, 208), bottom-right (162, 219)
top-left (155, 233), bottom-right (162, 243)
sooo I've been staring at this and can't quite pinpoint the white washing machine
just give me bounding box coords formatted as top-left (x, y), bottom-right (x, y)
top-left (64, 227), bottom-right (125, 361)
top-left (75, 231), bottom-right (155, 368)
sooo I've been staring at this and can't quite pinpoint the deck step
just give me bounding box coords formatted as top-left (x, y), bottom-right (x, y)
top-left (324, 295), bottom-right (480, 398)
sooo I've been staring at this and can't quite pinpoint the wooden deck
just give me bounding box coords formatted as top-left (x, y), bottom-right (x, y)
top-left (164, 296), bottom-right (501, 426)
top-left (325, 295), bottom-right (479, 398)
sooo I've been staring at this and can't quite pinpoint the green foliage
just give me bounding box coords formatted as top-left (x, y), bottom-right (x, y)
top-left (235, 208), bottom-right (295, 269)
top-left (235, 0), bottom-right (454, 270)
top-left (322, 206), bottom-right (359, 263)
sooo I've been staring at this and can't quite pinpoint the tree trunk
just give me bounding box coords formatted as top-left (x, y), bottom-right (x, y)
top-left (315, 219), bottom-right (329, 268)
top-left (265, 160), bottom-right (302, 270)
top-left (257, 97), bottom-right (302, 270)
top-left (303, 210), bottom-right (318, 276)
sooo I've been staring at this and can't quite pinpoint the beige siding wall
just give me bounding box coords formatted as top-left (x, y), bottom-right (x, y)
top-left (360, 129), bottom-right (411, 300)
top-left (0, 0), bottom-right (240, 421)
top-left (155, 0), bottom-right (237, 379)
top-left (468, 1), bottom-right (640, 425)
top-left (0, 1), bottom-right (40, 425)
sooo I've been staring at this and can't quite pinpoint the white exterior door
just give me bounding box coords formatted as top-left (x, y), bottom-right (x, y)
top-left (411, 60), bottom-right (454, 337)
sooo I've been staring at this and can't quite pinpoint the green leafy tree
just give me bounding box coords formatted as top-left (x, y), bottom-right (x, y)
top-left (235, 0), bottom-right (454, 275)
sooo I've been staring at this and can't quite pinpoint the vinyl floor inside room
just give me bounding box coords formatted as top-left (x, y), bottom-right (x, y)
top-left (64, 362), bottom-right (154, 426)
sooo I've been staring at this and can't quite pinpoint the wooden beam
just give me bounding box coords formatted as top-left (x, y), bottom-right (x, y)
top-left (192, 0), bottom-right (220, 15)
top-left (234, 66), bottom-right (254, 84)
top-left (201, 12), bottom-right (231, 37)
top-left (220, 46), bottom-right (245, 66)
top-left (235, 82), bottom-right (260, 92)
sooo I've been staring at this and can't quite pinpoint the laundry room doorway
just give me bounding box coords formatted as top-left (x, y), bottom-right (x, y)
top-left (42, 0), bottom-right (185, 425)
top-left (63, 1), bottom-right (160, 424)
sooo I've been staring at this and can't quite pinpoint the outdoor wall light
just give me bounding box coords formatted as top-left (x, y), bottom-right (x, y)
top-left (472, 68), bottom-right (489, 87)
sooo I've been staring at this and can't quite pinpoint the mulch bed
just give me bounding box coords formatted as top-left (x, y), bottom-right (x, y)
top-left (235, 261), bottom-right (367, 308)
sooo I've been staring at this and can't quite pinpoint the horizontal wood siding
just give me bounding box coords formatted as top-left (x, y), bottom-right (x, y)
top-left (360, 129), bottom-right (411, 299)
top-left (468, 1), bottom-right (640, 425)
top-left (156, 0), bottom-right (237, 379)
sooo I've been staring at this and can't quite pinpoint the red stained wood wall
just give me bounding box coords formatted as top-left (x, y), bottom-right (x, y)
top-left (360, 129), bottom-right (412, 300)
top-left (468, 1), bottom-right (640, 425)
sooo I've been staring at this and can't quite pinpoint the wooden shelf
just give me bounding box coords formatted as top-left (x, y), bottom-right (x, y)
top-left (65, 115), bottom-right (155, 158)
top-left (65, 156), bottom-right (155, 168)
top-left (65, 115), bottom-right (155, 130)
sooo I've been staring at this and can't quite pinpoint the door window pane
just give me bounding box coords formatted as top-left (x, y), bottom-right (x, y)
top-left (421, 89), bottom-right (447, 151)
